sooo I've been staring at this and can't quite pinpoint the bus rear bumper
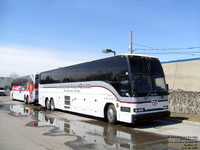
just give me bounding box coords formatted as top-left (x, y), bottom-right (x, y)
top-left (132, 111), bottom-right (170, 124)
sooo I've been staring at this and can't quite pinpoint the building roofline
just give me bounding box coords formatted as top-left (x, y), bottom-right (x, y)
top-left (161, 57), bottom-right (200, 64)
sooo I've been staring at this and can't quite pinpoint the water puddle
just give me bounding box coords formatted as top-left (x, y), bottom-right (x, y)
top-left (1, 104), bottom-right (199, 150)
top-left (9, 104), bottom-right (47, 117)
top-left (26, 112), bottom-right (168, 150)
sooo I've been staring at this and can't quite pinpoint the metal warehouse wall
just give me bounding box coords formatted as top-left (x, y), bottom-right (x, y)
top-left (162, 59), bottom-right (200, 92)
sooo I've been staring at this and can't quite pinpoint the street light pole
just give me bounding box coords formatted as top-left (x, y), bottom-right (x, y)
top-left (130, 31), bottom-right (133, 54)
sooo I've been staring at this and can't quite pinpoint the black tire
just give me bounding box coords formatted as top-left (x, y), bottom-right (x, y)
top-left (46, 99), bottom-right (50, 110)
top-left (24, 96), bottom-right (26, 103)
top-left (49, 118), bottom-right (54, 124)
top-left (107, 105), bottom-right (117, 124)
top-left (24, 96), bottom-right (29, 104)
top-left (50, 99), bottom-right (55, 111)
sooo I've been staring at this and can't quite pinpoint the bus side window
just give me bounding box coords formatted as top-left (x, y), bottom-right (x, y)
top-left (106, 56), bottom-right (130, 97)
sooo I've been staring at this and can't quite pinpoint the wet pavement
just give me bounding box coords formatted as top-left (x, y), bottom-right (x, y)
top-left (0, 100), bottom-right (200, 150)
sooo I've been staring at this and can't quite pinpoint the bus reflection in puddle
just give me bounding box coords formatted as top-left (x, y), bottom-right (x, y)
top-left (30, 112), bottom-right (168, 149)
top-left (9, 104), bottom-right (35, 117)
top-left (10, 104), bottom-right (170, 150)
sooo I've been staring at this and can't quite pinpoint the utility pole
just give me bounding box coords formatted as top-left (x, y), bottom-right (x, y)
top-left (130, 31), bottom-right (133, 54)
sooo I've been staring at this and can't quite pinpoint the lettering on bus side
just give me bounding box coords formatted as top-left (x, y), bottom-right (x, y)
top-left (104, 97), bottom-right (115, 101)
top-left (60, 83), bottom-right (91, 89)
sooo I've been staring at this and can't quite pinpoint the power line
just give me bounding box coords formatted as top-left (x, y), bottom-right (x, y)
top-left (133, 43), bottom-right (154, 49)
top-left (138, 51), bottom-right (200, 54)
top-left (134, 46), bottom-right (200, 51)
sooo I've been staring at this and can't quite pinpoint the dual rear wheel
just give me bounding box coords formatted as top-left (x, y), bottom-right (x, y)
top-left (46, 98), bottom-right (55, 111)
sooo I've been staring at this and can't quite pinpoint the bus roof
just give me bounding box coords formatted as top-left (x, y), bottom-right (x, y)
top-left (40, 54), bottom-right (159, 74)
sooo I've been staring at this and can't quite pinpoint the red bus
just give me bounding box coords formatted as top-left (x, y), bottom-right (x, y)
top-left (11, 74), bottom-right (39, 104)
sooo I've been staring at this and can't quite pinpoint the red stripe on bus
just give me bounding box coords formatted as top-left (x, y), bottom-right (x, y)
top-left (43, 86), bottom-right (56, 88)
top-left (158, 100), bottom-right (168, 102)
top-left (119, 99), bottom-right (168, 104)
top-left (119, 101), bottom-right (152, 104)
top-left (91, 86), bottom-right (119, 100)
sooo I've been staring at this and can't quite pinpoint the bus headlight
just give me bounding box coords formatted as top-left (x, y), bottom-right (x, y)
top-left (134, 108), bottom-right (145, 112)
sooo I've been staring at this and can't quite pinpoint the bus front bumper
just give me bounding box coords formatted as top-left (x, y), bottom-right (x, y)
top-left (132, 111), bottom-right (170, 124)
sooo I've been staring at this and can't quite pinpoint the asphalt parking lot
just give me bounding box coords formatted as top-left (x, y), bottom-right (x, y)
top-left (0, 96), bottom-right (199, 150)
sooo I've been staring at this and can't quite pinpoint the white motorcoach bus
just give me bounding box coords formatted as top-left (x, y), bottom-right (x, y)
top-left (11, 74), bottom-right (39, 104)
top-left (39, 55), bottom-right (170, 124)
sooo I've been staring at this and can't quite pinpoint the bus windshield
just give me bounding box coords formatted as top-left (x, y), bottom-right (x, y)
top-left (129, 57), bottom-right (168, 96)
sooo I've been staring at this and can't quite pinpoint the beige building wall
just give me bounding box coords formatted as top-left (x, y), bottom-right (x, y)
top-left (162, 59), bottom-right (200, 91)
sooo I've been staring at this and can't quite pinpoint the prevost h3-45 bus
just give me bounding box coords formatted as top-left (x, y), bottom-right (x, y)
top-left (39, 55), bottom-right (170, 124)
top-left (11, 74), bottom-right (39, 104)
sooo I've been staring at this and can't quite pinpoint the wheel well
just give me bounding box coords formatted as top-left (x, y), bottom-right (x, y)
top-left (104, 103), bottom-right (114, 121)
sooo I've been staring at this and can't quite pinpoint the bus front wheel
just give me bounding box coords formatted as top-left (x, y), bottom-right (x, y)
top-left (107, 105), bottom-right (117, 124)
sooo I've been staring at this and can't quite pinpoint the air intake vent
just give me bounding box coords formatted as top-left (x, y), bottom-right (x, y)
top-left (65, 96), bottom-right (70, 105)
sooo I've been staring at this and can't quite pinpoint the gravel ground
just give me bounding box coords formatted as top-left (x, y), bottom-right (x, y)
top-left (169, 89), bottom-right (200, 114)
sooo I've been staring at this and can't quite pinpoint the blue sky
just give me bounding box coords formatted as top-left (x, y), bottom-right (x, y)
top-left (0, 0), bottom-right (200, 76)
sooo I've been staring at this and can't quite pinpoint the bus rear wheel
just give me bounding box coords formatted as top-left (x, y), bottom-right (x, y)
top-left (107, 105), bottom-right (117, 124)
top-left (45, 99), bottom-right (50, 110)
top-left (50, 99), bottom-right (55, 111)
top-left (24, 96), bottom-right (29, 104)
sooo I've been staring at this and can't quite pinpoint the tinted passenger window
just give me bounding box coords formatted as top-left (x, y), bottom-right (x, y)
top-left (11, 76), bottom-right (29, 87)
top-left (40, 72), bottom-right (51, 84)
top-left (107, 56), bottom-right (128, 81)
top-left (106, 56), bottom-right (130, 97)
